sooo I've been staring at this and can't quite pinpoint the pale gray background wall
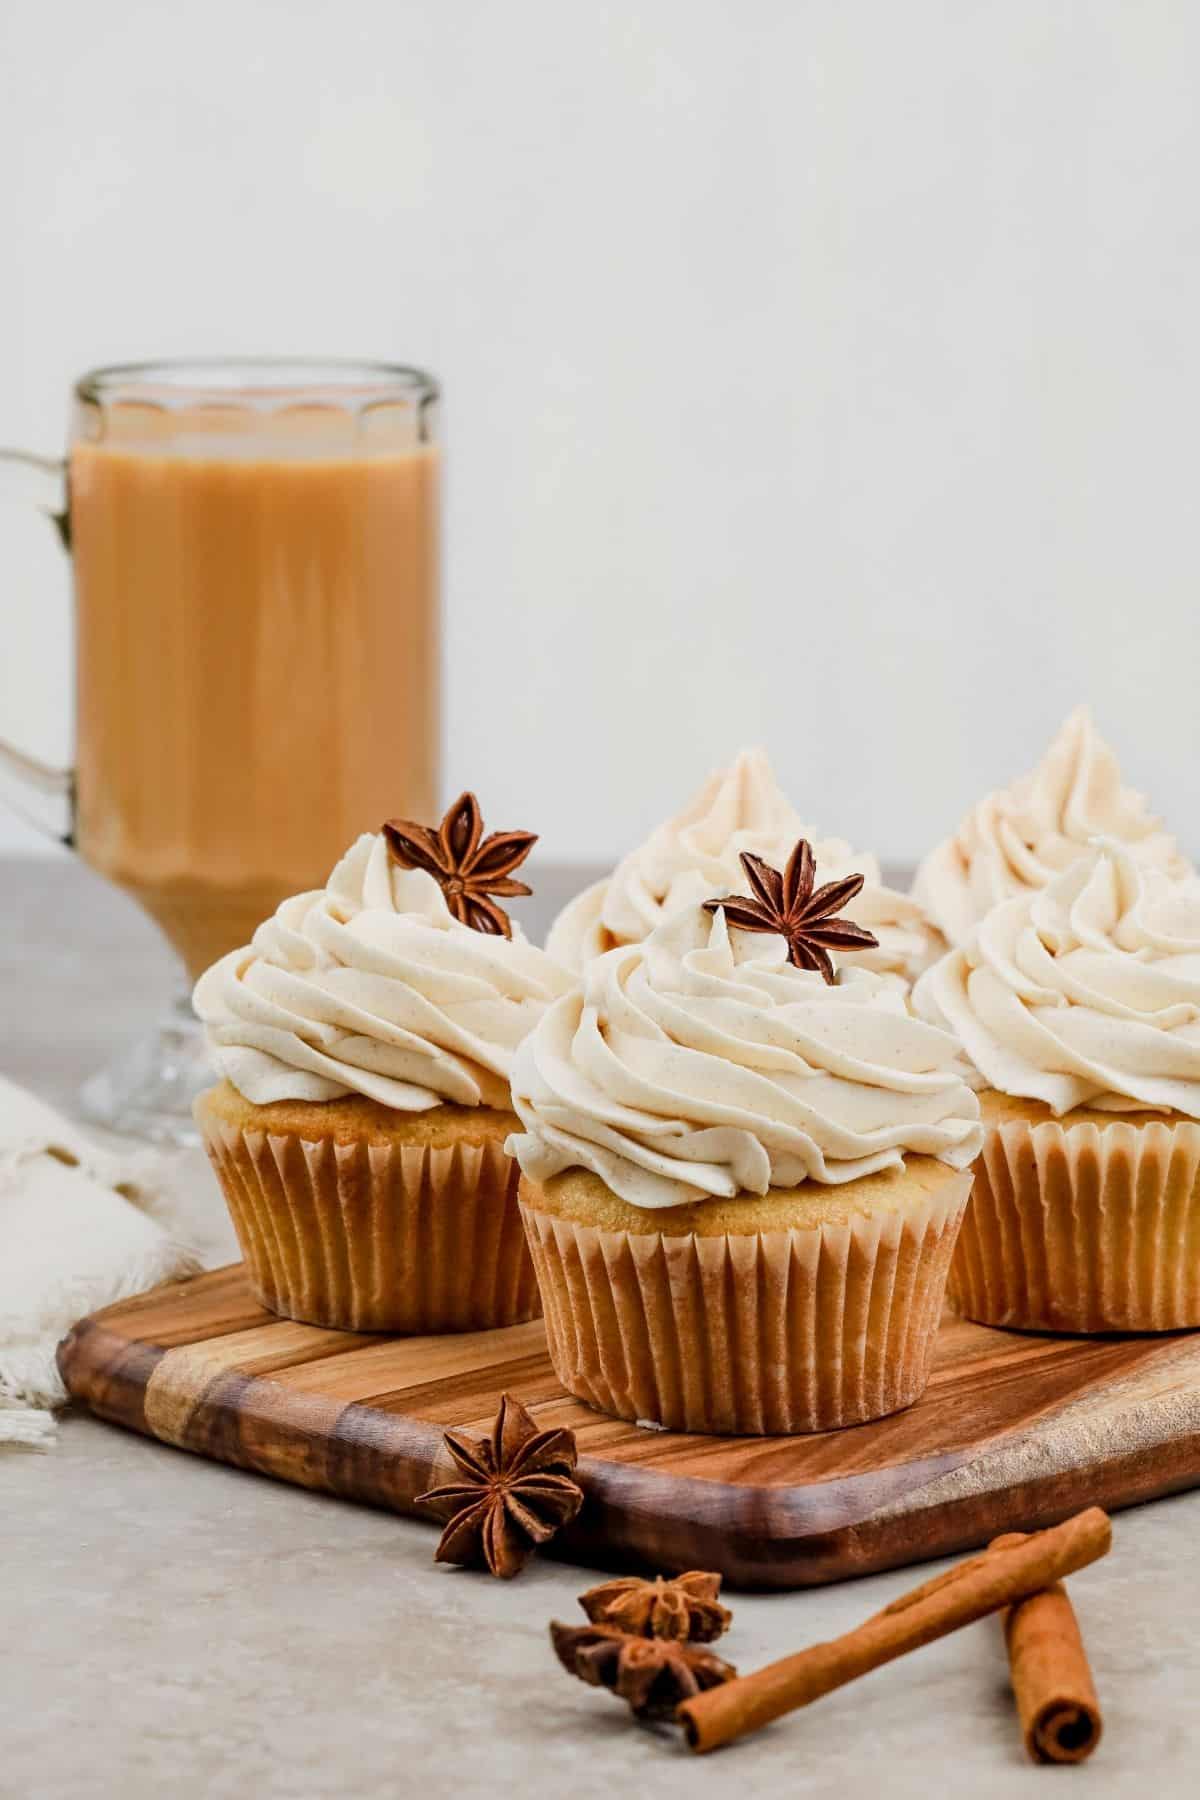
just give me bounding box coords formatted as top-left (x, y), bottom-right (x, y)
top-left (1, 0), bottom-right (1196, 866)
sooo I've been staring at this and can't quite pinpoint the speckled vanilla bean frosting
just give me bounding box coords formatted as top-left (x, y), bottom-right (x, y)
top-left (509, 903), bottom-right (983, 1210)
top-left (913, 707), bottom-right (1191, 949)
top-left (194, 832), bottom-right (576, 1111)
top-left (546, 747), bottom-right (938, 985)
top-left (914, 841), bottom-right (1200, 1118)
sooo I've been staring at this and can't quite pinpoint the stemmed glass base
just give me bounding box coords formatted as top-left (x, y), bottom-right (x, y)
top-left (79, 992), bottom-right (213, 1148)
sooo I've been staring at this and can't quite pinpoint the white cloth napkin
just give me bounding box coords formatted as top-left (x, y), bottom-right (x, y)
top-left (0, 1075), bottom-right (202, 1449)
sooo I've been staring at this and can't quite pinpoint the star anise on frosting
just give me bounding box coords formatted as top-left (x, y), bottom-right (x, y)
top-left (578, 1572), bottom-right (732, 1643)
top-left (383, 791), bottom-right (536, 938)
top-left (414, 1393), bottom-right (583, 1579)
top-left (550, 1621), bottom-right (737, 1720)
top-left (703, 838), bottom-right (879, 984)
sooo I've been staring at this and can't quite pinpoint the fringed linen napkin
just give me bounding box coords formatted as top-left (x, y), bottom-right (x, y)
top-left (0, 1074), bottom-right (201, 1449)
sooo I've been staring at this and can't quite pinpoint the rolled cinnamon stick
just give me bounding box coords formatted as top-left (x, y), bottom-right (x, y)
top-left (991, 1532), bottom-right (1102, 1764)
top-left (678, 1507), bottom-right (1111, 1755)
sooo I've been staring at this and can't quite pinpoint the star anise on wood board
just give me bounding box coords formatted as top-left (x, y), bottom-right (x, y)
top-left (550, 1621), bottom-right (737, 1720)
top-left (578, 1572), bottom-right (732, 1643)
top-left (704, 839), bottom-right (878, 984)
top-left (414, 1393), bottom-right (583, 1579)
top-left (383, 791), bottom-right (536, 937)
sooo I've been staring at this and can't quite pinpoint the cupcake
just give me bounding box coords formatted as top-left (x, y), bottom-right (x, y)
top-left (915, 841), bottom-right (1200, 1333)
top-left (193, 794), bottom-right (576, 1333)
top-left (913, 705), bottom-right (1191, 952)
top-left (546, 747), bottom-right (940, 988)
top-left (511, 840), bottom-right (982, 1435)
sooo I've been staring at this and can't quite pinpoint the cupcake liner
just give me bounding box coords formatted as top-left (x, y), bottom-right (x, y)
top-left (519, 1174), bottom-right (970, 1435)
top-left (200, 1118), bottom-right (541, 1333)
top-left (949, 1116), bottom-right (1200, 1333)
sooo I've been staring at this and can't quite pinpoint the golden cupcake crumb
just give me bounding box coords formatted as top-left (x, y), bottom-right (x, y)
top-left (522, 1154), bottom-right (969, 1239)
top-left (196, 1077), bottom-right (516, 1149)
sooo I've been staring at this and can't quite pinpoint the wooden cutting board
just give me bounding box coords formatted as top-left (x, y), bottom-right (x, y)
top-left (58, 1263), bottom-right (1200, 1590)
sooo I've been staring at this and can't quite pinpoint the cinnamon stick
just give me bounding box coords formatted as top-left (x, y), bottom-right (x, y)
top-left (678, 1507), bottom-right (1111, 1754)
top-left (990, 1532), bottom-right (1102, 1764)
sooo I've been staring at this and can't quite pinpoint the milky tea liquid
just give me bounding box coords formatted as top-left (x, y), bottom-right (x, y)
top-left (69, 412), bottom-right (438, 980)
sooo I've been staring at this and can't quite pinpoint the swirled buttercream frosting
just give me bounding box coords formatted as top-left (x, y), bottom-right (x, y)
top-left (545, 748), bottom-right (937, 984)
top-left (194, 833), bottom-right (576, 1110)
top-left (913, 707), bottom-right (1191, 949)
top-left (914, 842), bottom-right (1200, 1118)
top-left (508, 903), bottom-right (983, 1210)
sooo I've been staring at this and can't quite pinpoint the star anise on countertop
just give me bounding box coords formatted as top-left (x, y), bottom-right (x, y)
top-left (550, 1621), bottom-right (737, 1720)
top-left (414, 1393), bottom-right (583, 1579)
top-left (703, 838), bottom-right (879, 984)
top-left (578, 1572), bottom-right (732, 1643)
top-left (383, 791), bottom-right (536, 937)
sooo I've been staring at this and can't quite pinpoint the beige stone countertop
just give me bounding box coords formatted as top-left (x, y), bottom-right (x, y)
top-left (3, 855), bottom-right (1199, 1799)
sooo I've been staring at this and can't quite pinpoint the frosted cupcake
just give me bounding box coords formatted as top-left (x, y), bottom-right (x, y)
top-left (511, 840), bottom-right (982, 1435)
top-left (193, 794), bottom-right (575, 1333)
top-left (546, 747), bottom-right (939, 988)
top-left (915, 842), bottom-right (1200, 1332)
top-left (914, 706), bottom-right (1190, 951)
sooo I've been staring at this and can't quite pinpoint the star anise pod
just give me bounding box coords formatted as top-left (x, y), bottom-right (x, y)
top-left (383, 791), bottom-right (536, 937)
top-left (578, 1572), bottom-right (732, 1643)
top-left (414, 1393), bottom-right (583, 1579)
top-left (550, 1621), bottom-right (737, 1721)
top-left (703, 838), bottom-right (879, 984)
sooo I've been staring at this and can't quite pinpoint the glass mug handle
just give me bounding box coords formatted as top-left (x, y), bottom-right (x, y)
top-left (0, 449), bottom-right (73, 843)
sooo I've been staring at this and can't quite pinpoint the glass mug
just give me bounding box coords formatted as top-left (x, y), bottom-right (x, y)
top-left (0, 358), bottom-right (440, 1143)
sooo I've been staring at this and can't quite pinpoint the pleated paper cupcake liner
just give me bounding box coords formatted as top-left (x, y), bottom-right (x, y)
top-left (949, 1116), bottom-right (1200, 1333)
top-left (519, 1174), bottom-right (971, 1435)
top-left (200, 1118), bottom-right (541, 1333)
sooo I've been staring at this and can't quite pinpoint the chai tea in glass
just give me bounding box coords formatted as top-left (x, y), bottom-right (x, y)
top-left (0, 359), bottom-right (440, 1140)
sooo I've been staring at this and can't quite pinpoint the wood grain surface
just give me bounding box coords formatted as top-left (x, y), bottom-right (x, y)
top-left (58, 1264), bottom-right (1200, 1589)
